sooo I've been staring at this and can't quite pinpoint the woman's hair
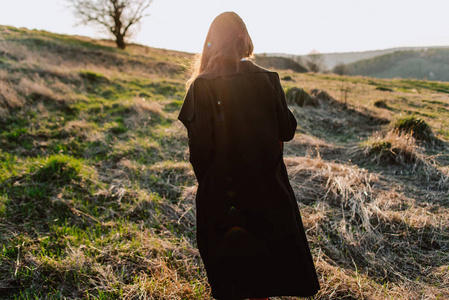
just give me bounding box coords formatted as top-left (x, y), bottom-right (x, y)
top-left (186, 11), bottom-right (254, 88)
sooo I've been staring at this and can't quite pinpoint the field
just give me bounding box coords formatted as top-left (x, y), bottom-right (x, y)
top-left (1, 25), bottom-right (448, 299)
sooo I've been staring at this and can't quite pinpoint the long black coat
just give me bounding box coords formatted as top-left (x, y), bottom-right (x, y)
top-left (179, 61), bottom-right (320, 299)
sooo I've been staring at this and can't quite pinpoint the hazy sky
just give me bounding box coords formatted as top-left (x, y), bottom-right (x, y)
top-left (1, 0), bottom-right (449, 55)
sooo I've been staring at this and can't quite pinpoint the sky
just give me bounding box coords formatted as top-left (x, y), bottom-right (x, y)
top-left (1, 0), bottom-right (449, 55)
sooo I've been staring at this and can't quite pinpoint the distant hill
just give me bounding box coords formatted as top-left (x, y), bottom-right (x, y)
top-left (253, 55), bottom-right (307, 72)
top-left (346, 48), bottom-right (449, 81)
top-left (268, 46), bottom-right (449, 71)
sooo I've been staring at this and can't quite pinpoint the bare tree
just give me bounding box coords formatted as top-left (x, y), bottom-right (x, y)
top-left (68, 0), bottom-right (153, 49)
top-left (305, 50), bottom-right (324, 73)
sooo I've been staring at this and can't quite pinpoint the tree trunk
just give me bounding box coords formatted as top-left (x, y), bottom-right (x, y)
top-left (115, 34), bottom-right (126, 49)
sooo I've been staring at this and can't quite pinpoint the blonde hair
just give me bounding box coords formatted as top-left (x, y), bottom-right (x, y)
top-left (186, 12), bottom-right (254, 89)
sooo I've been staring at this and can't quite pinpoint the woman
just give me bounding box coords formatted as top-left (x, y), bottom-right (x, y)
top-left (178, 12), bottom-right (320, 300)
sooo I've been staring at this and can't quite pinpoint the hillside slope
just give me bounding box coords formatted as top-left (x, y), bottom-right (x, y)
top-left (1, 25), bottom-right (449, 299)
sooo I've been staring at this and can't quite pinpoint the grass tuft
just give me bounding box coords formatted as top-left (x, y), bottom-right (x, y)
top-left (285, 87), bottom-right (318, 107)
top-left (281, 75), bottom-right (294, 81)
top-left (375, 86), bottom-right (393, 92)
top-left (360, 130), bottom-right (421, 166)
top-left (359, 130), bottom-right (448, 189)
top-left (29, 154), bottom-right (95, 185)
top-left (393, 115), bottom-right (434, 142)
top-left (309, 89), bottom-right (335, 103)
top-left (373, 99), bottom-right (389, 109)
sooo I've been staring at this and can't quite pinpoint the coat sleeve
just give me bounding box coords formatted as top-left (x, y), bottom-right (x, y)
top-left (272, 74), bottom-right (297, 141)
top-left (178, 79), bottom-right (214, 182)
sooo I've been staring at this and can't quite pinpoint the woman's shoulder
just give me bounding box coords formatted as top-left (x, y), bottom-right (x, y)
top-left (196, 60), bottom-right (279, 81)
top-left (242, 61), bottom-right (282, 85)
top-left (243, 60), bottom-right (278, 75)
top-left (237, 60), bottom-right (281, 79)
top-left (189, 76), bottom-right (211, 92)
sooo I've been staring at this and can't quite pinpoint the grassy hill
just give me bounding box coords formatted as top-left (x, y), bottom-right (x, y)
top-left (347, 48), bottom-right (449, 81)
top-left (1, 25), bottom-right (449, 299)
top-left (269, 46), bottom-right (449, 71)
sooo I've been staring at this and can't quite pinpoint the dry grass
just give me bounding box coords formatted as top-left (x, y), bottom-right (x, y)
top-left (0, 40), bottom-right (28, 61)
top-left (360, 130), bottom-right (422, 166)
top-left (124, 96), bottom-right (165, 128)
top-left (284, 155), bottom-right (449, 299)
top-left (61, 119), bottom-right (96, 139)
top-left (17, 76), bottom-right (61, 102)
top-left (0, 79), bottom-right (24, 109)
top-left (359, 130), bottom-right (449, 190)
top-left (286, 156), bottom-right (378, 244)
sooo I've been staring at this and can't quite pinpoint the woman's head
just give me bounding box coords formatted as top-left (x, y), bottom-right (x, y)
top-left (187, 12), bottom-right (254, 87)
